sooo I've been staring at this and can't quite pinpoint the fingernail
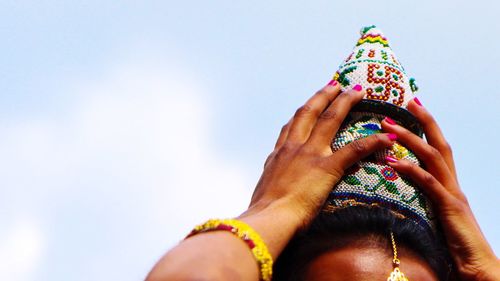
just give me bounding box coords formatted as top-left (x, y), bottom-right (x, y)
top-left (384, 117), bottom-right (397, 125)
top-left (413, 97), bottom-right (423, 106)
top-left (353, 84), bottom-right (362, 92)
top-left (327, 80), bottom-right (338, 87)
top-left (385, 156), bottom-right (398, 163)
top-left (387, 133), bottom-right (398, 141)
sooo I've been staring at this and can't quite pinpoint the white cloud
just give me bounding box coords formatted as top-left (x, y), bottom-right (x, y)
top-left (0, 219), bottom-right (44, 281)
top-left (0, 56), bottom-right (253, 280)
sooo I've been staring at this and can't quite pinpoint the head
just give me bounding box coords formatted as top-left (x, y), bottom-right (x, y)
top-left (273, 206), bottom-right (452, 281)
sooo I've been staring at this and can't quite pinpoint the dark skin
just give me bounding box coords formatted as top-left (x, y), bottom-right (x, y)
top-left (147, 82), bottom-right (500, 281)
top-left (305, 244), bottom-right (438, 281)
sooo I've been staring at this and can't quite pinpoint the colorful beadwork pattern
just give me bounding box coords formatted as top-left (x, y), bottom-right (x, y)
top-left (334, 26), bottom-right (417, 107)
top-left (326, 26), bottom-right (436, 233)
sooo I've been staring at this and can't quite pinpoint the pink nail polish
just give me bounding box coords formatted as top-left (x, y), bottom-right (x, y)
top-left (384, 117), bottom-right (397, 125)
top-left (385, 156), bottom-right (398, 163)
top-left (327, 80), bottom-right (338, 87)
top-left (414, 97), bottom-right (422, 106)
top-left (353, 84), bottom-right (362, 91)
top-left (387, 133), bottom-right (398, 141)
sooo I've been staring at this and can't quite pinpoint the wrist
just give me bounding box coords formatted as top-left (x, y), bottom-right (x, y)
top-left (460, 256), bottom-right (500, 281)
top-left (476, 258), bottom-right (500, 281)
top-left (241, 198), bottom-right (306, 232)
top-left (237, 199), bottom-right (305, 259)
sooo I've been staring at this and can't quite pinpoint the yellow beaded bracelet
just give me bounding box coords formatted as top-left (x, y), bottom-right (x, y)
top-left (186, 219), bottom-right (273, 281)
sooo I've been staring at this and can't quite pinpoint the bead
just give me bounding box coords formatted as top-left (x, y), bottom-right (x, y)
top-left (328, 26), bottom-right (434, 233)
top-left (187, 219), bottom-right (273, 281)
top-left (216, 224), bottom-right (233, 231)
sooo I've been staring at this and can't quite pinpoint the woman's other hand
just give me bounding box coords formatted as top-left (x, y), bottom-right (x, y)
top-left (382, 98), bottom-right (500, 281)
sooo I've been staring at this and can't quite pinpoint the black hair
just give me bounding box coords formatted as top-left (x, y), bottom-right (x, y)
top-left (273, 206), bottom-right (452, 281)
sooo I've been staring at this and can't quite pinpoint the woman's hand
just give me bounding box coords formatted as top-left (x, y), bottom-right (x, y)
top-left (381, 99), bottom-right (500, 281)
top-left (238, 82), bottom-right (396, 258)
top-left (147, 81), bottom-right (397, 281)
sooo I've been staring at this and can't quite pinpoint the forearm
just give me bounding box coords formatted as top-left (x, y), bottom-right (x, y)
top-left (146, 202), bottom-right (301, 281)
top-left (467, 257), bottom-right (500, 281)
top-left (146, 231), bottom-right (258, 281)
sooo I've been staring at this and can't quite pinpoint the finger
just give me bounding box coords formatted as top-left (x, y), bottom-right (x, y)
top-left (307, 85), bottom-right (366, 148)
top-left (407, 98), bottom-right (457, 178)
top-left (385, 158), bottom-right (452, 208)
top-left (325, 133), bottom-right (396, 176)
top-left (286, 81), bottom-right (341, 143)
top-left (274, 118), bottom-right (292, 150)
top-left (381, 117), bottom-right (456, 189)
top-left (263, 151), bottom-right (275, 168)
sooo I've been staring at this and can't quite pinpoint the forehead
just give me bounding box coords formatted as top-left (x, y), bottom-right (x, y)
top-left (303, 245), bottom-right (438, 281)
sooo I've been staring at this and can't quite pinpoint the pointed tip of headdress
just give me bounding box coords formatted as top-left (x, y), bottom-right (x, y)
top-left (357, 25), bottom-right (389, 47)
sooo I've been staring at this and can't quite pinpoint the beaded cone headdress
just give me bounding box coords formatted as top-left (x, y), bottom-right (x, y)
top-left (324, 25), bottom-right (436, 234)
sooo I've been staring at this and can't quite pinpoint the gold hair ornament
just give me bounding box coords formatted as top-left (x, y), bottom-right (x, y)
top-left (322, 200), bottom-right (406, 220)
top-left (387, 231), bottom-right (409, 281)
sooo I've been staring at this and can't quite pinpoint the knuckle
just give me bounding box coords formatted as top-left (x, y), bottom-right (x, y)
top-left (279, 142), bottom-right (297, 154)
top-left (350, 138), bottom-right (368, 154)
top-left (371, 133), bottom-right (383, 143)
top-left (404, 160), bottom-right (419, 173)
top-left (272, 147), bottom-right (290, 162)
top-left (294, 104), bottom-right (313, 117)
top-left (369, 134), bottom-right (386, 149)
top-left (263, 152), bottom-right (274, 168)
top-left (422, 172), bottom-right (436, 186)
top-left (430, 146), bottom-right (442, 158)
top-left (280, 123), bottom-right (289, 133)
top-left (318, 109), bottom-right (337, 120)
top-left (425, 146), bottom-right (442, 161)
top-left (440, 141), bottom-right (453, 155)
top-left (280, 142), bottom-right (293, 151)
top-left (444, 197), bottom-right (467, 213)
top-left (455, 192), bottom-right (469, 205)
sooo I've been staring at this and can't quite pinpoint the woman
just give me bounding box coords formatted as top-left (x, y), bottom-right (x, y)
top-left (145, 82), bottom-right (499, 280)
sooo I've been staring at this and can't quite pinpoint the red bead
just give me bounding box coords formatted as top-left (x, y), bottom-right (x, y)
top-left (246, 239), bottom-right (256, 249)
top-left (217, 224), bottom-right (234, 231)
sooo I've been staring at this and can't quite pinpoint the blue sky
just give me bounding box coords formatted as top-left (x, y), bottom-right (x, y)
top-left (1, 1), bottom-right (499, 280)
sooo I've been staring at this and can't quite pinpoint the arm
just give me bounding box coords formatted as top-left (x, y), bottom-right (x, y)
top-left (146, 82), bottom-right (396, 281)
top-left (382, 99), bottom-right (500, 281)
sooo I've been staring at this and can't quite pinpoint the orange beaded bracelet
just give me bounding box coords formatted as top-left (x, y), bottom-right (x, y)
top-left (186, 219), bottom-right (273, 281)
